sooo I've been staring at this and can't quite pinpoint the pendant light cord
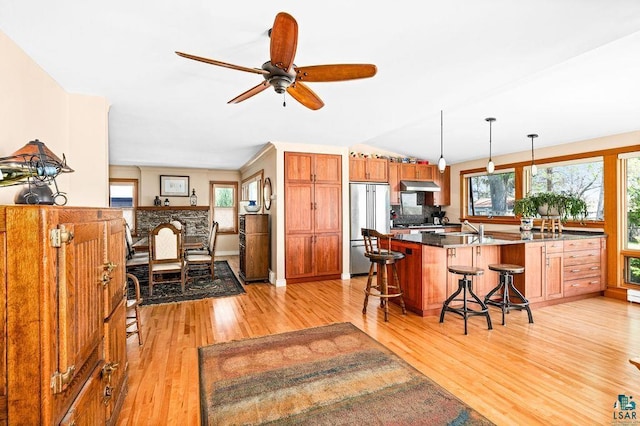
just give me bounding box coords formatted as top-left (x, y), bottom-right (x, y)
top-left (440, 110), bottom-right (443, 155)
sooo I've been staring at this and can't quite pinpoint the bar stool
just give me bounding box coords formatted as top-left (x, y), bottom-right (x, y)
top-left (484, 263), bottom-right (533, 325)
top-left (439, 265), bottom-right (492, 335)
top-left (361, 228), bottom-right (407, 322)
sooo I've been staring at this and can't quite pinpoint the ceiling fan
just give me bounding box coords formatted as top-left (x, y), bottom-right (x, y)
top-left (176, 12), bottom-right (377, 110)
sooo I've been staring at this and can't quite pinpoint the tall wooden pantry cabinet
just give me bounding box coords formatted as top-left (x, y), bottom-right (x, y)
top-left (0, 206), bottom-right (127, 425)
top-left (239, 214), bottom-right (270, 282)
top-left (284, 152), bottom-right (342, 282)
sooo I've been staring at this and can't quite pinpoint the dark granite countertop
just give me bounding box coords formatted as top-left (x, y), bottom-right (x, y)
top-left (392, 230), bottom-right (606, 248)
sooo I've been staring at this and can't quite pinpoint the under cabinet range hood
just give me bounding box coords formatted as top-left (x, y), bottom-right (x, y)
top-left (400, 180), bottom-right (441, 192)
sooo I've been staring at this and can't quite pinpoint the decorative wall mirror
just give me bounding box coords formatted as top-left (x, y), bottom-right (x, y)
top-left (263, 177), bottom-right (272, 210)
top-left (241, 170), bottom-right (263, 207)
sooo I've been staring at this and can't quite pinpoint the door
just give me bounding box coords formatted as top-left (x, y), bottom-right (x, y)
top-left (350, 183), bottom-right (367, 241)
top-left (57, 221), bottom-right (105, 392)
top-left (371, 184), bottom-right (390, 234)
top-left (285, 183), bottom-right (314, 234)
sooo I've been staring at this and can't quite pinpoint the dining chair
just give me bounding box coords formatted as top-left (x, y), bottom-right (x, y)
top-left (185, 220), bottom-right (216, 256)
top-left (186, 221), bottom-right (218, 280)
top-left (125, 222), bottom-right (149, 265)
top-left (148, 222), bottom-right (186, 296)
top-left (125, 273), bottom-right (143, 345)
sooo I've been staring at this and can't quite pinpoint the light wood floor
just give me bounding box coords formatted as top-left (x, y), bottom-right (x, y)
top-left (117, 256), bottom-right (640, 425)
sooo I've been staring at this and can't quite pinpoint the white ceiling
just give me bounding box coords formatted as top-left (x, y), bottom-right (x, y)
top-left (2, 1), bottom-right (640, 170)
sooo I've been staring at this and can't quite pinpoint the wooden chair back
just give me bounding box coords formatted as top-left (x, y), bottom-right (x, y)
top-left (361, 228), bottom-right (393, 256)
top-left (149, 223), bottom-right (183, 262)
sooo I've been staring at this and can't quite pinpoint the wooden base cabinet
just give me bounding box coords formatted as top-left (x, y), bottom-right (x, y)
top-left (239, 214), bottom-right (270, 282)
top-left (0, 206), bottom-right (127, 425)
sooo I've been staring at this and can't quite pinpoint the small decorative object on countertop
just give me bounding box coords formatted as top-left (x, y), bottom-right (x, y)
top-left (164, 198), bottom-right (170, 206)
top-left (154, 195), bottom-right (162, 206)
top-left (190, 189), bottom-right (197, 206)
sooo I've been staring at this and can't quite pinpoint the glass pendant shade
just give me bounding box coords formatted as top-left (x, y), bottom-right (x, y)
top-left (531, 164), bottom-right (538, 176)
top-left (486, 160), bottom-right (495, 174)
top-left (438, 155), bottom-right (446, 172)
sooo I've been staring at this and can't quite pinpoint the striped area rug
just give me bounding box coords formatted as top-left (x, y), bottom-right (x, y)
top-left (198, 322), bottom-right (493, 425)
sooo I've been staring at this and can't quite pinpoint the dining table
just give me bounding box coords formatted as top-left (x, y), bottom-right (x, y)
top-left (132, 235), bottom-right (205, 253)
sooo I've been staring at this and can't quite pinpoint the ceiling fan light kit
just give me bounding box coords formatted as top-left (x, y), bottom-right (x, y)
top-left (176, 12), bottom-right (377, 110)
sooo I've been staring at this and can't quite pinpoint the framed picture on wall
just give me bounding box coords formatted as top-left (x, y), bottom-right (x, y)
top-left (160, 175), bottom-right (189, 197)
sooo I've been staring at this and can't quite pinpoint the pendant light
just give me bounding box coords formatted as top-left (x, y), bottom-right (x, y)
top-left (437, 110), bottom-right (447, 173)
top-left (527, 133), bottom-right (538, 176)
top-left (485, 117), bottom-right (496, 174)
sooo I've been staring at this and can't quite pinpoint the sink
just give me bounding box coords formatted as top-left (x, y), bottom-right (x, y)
top-left (442, 231), bottom-right (476, 236)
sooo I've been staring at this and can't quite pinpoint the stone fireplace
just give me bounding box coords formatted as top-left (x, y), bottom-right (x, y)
top-left (136, 206), bottom-right (209, 239)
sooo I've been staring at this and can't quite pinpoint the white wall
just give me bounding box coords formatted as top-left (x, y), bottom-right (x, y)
top-left (109, 164), bottom-right (241, 255)
top-left (0, 30), bottom-right (110, 207)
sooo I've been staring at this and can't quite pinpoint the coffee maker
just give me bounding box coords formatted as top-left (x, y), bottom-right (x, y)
top-left (432, 211), bottom-right (446, 225)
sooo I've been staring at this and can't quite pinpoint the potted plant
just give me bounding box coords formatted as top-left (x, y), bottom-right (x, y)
top-left (513, 191), bottom-right (588, 223)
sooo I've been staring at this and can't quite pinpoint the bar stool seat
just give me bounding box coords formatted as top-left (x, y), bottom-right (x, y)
top-left (484, 263), bottom-right (534, 325)
top-left (361, 228), bottom-right (407, 322)
top-left (439, 265), bottom-right (492, 335)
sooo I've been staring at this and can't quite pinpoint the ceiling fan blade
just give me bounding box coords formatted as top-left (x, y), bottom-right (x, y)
top-left (176, 51), bottom-right (268, 75)
top-left (228, 81), bottom-right (271, 104)
top-left (270, 12), bottom-right (298, 72)
top-left (287, 82), bottom-right (324, 110)
top-left (294, 64), bottom-right (377, 82)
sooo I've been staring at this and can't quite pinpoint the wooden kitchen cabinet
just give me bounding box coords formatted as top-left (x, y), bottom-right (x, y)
top-left (501, 240), bottom-right (564, 303)
top-left (285, 152), bottom-right (342, 281)
top-left (390, 240), bottom-right (423, 310)
top-left (445, 245), bottom-right (499, 299)
top-left (428, 166), bottom-right (451, 206)
top-left (400, 163), bottom-right (434, 181)
top-left (563, 238), bottom-right (605, 296)
top-left (0, 206), bottom-right (127, 425)
top-left (349, 157), bottom-right (388, 182)
top-left (388, 162), bottom-right (401, 204)
top-left (239, 214), bottom-right (270, 282)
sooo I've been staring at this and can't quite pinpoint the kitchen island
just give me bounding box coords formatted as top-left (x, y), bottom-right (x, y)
top-left (388, 230), bottom-right (607, 316)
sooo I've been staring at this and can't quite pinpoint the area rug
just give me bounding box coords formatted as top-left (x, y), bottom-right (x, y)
top-left (198, 322), bottom-right (493, 425)
top-left (127, 260), bottom-right (245, 305)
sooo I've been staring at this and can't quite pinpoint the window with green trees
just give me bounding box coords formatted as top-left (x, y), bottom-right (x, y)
top-left (529, 158), bottom-right (603, 220)
top-left (624, 155), bottom-right (640, 285)
top-left (467, 170), bottom-right (515, 217)
top-left (211, 182), bottom-right (238, 233)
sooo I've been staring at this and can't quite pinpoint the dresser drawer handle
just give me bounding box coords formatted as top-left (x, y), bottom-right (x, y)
top-left (589, 280), bottom-right (599, 284)
top-left (590, 266), bottom-right (600, 270)
top-left (571, 269), bottom-right (581, 273)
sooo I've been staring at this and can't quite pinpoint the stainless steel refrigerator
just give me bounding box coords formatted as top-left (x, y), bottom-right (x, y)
top-left (350, 183), bottom-right (390, 275)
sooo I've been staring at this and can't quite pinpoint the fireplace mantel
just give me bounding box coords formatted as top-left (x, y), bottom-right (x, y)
top-left (138, 206), bottom-right (209, 211)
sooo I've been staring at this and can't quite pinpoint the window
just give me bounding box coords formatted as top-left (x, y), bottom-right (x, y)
top-left (109, 179), bottom-right (137, 232)
top-left (528, 158), bottom-right (603, 220)
top-left (211, 181), bottom-right (238, 233)
top-left (622, 153), bottom-right (640, 286)
top-left (466, 170), bottom-right (515, 217)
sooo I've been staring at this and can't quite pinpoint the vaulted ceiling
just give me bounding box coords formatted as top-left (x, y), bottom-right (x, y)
top-left (2, 1), bottom-right (640, 169)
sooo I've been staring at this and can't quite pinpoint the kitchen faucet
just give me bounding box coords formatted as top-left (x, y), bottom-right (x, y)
top-left (463, 220), bottom-right (484, 239)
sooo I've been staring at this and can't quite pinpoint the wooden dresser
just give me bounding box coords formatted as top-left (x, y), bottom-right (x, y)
top-left (239, 214), bottom-right (270, 282)
top-left (0, 206), bottom-right (127, 425)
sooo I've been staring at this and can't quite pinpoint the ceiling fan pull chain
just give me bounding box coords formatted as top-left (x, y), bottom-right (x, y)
top-left (283, 92), bottom-right (286, 107)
